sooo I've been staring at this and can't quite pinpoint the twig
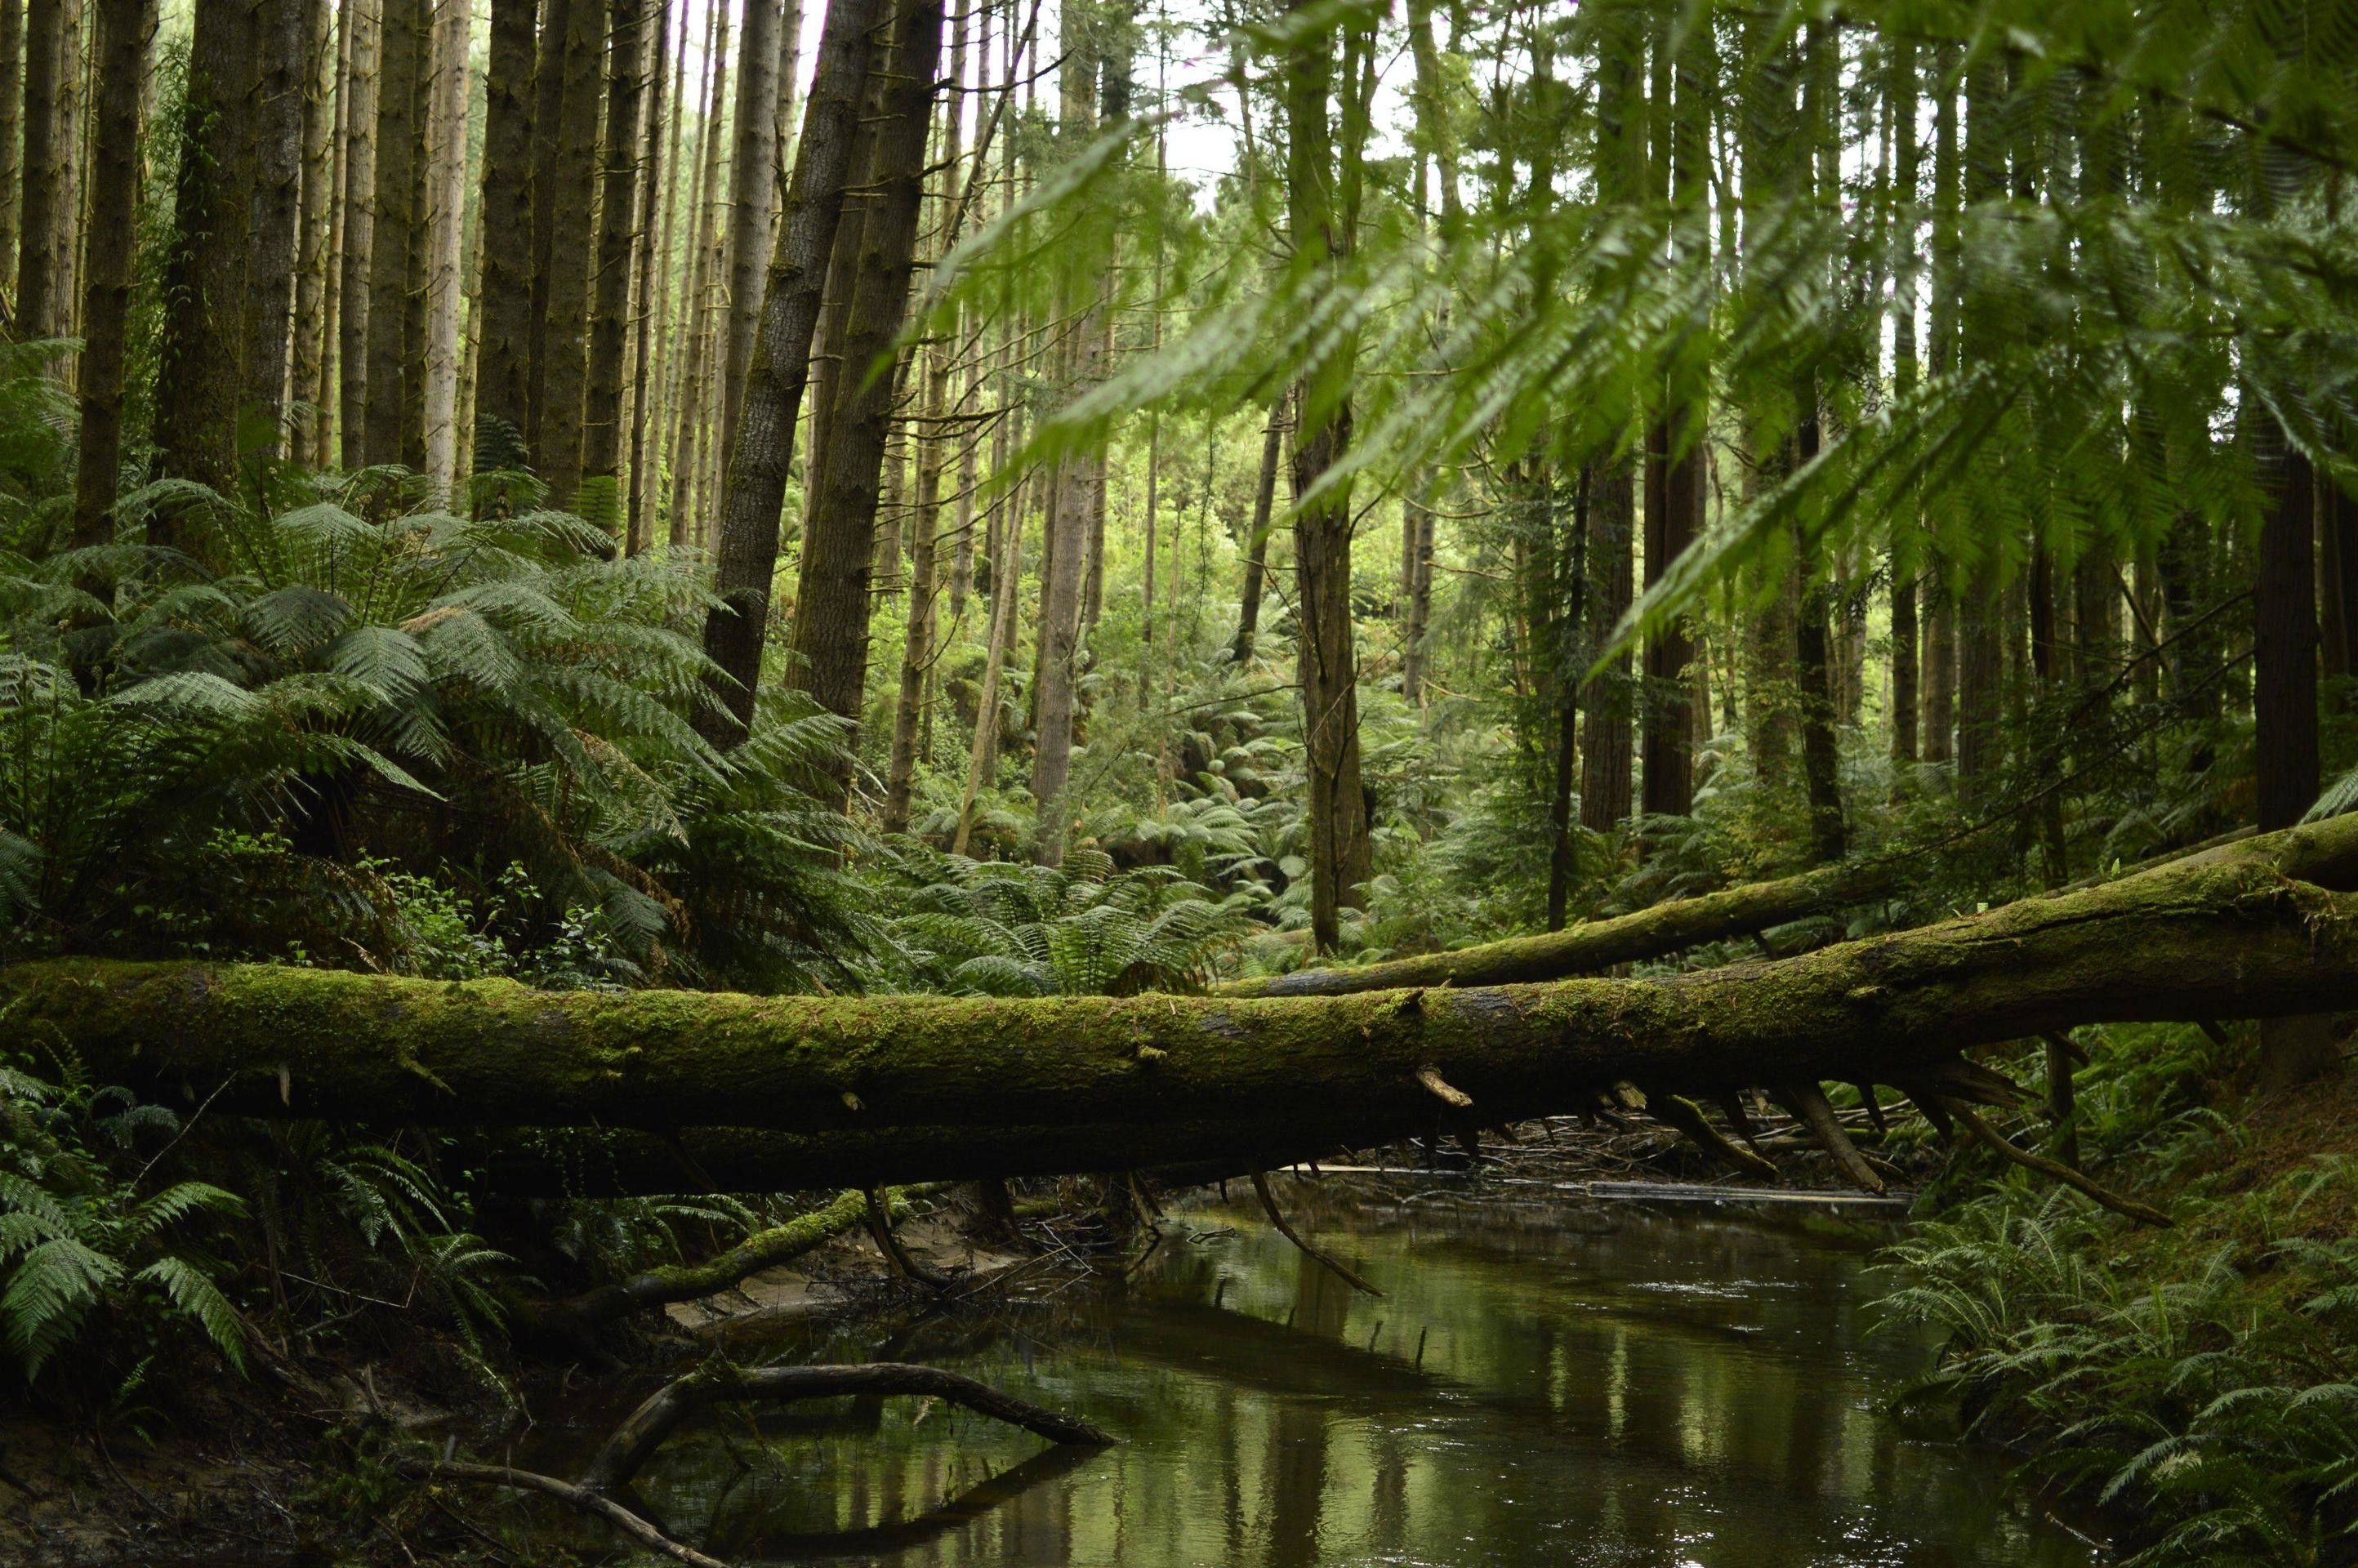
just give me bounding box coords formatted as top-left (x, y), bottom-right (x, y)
top-left (1946, 1101), bottom-right (2173, 1227)
top-left (400, 1460), bottom-right (729, 1568)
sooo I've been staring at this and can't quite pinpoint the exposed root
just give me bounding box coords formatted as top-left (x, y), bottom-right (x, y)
top-left (579, 1361), bottom-right (1113, 1495)
top-left (1944, 1099), bottom-right (2172, 1227)
top-left (866, 1187), bottom-right (959, 1290)
top-left (1718, 1092), bottom-right (1771, 1157)
top-left (1250, 1170), bottom-right (1384, 1297)
top-left (1415, 1065), bottom-right (1473, 1109)
top-left (400, 1460), bottom-right (730, 1568)
top-left (1636, 1085), bottom-right (1779, 1181)
top-left (1773, 1082), bottom-right (1886, 1195)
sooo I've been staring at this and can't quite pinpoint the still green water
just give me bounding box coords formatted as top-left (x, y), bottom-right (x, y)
top-left (559, 1188), bottom-right (2106, 1566)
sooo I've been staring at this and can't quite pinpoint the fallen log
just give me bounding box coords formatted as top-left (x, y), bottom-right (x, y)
top-left (5, 816), bottom-right (2357, 1189)
top-left (1217, 856), bottom-right (1904, 997)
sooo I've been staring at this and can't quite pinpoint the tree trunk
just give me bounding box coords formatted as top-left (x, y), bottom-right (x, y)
top-left (1286, 1), bottom-right (1375, 950)
top-left (780, 0), bottom-right (943, 793)
top-left (14, 0), bottom-right (69, 336)
top-left (1229, 408), bottom-right (1282, 664)
top-left (66, 0), bottom-right (151, 554)
top-left (246, 0), bottom-right (308, 456)
top-left (1887, 41), bottom-right (1919, 769)
top-left (952, 480), bottom-right (1021, 855)
top-left (2256, 445), bottom-right (2320, 831)
top-left (693, 0), bottom-right (894, 743)
top-left (420, 0), bottom-right (472, 497)
top-left (336, 0), bottom-right (379, 468)
top-left (1953, 55), bottom-right (2004, 805)
top-left (664, 0), bottom-right (727, 546)
top-left (15, 817), bottom-right (2358, 1189)
top-left (522, 0), bottom-right (571, 462)
top-left (716, 0), bottom-right (784, 478)
top-left (289, 0), bottom-right (335, 457)
top-left (632, 0), bottom-right (687, 543)
top-left (578, 0), bottom-right (645, 538)
top-left (533, 0), bottom-right (605, 506)
top-left (474, 0), bottom-right (539, 470)
top-left (621, 0), bottom-right (671, 550)
top-left (151, 0), bottom-right (255, 518)
top-left (363, 0), bottom-right (423, 470)
top-left (0, 0), bottom-right (22, 307)
top-left (1579, 460), bottom-right (1635, 835)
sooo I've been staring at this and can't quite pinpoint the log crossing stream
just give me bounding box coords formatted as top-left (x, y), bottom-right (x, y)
top-left (506, 1181), bottom-right (2110, 1566)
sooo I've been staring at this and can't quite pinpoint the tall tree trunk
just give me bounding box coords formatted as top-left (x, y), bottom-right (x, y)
top-left (580, 0), bottom-right (646, 537)
top-left (2256, 442), bottom-right (2320, 831)
top-left (15, 0), bottom-right (70, 336)
top-left (716, 0), bottom-right (784, 477)
top-left (0, 0), bottom-right (22, 306)
top-left (321, 0), bottom-right (351, 466)
top-left (523, 0), bottom-right (573, 462)
top-left (695, 0), bottom-right (894, 744)
top-left (288, 0), bottom-right (334, 455)
top-left (1229, 408), bottom-right (1282, 664)
top-left (1286, 0), bottom-right (1375, 948)
top-left (665, 0), bottom-right (729, 546)
top-left (2323, 478), bottom-right (2358, 691)
top-left (1953, 54), bottom-right (2004, 804)
top-left (363, 0), bottom-right (423, 470)
top-left (150, 0), bottom-right (255, 519)
top-left (475, 0), bottom-right (539, 470)
top-left (247, 0), bottom-right (308, 456)
top-left (952, 470), bottom-right (1021, 855)
top-left (622, 0), bottom-right (671, 551)
top-left (418, 0), bottom-right (471, 496)
top-left (533, 0), bottom-right (605, 506)
top-left (1579, 458), bottom-right (1636, 835)
top-left (335, 0), bottom-right (378, 467)
top-left (633, 0), bottom-right (686, 541)
top-left (785, 0), bottom-right (943, 798)
top-left (1887, 38), bottom-right (1919, 769)
top-left (67, 0), bottom-right (150, 554)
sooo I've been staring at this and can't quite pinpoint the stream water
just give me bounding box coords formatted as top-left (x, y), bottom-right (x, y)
top-left (528, 1185), bottom-right (2108, 1567)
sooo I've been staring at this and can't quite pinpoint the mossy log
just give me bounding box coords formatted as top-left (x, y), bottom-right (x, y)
top-left (1218, 856), bottom-right (1905, 997)
top-left (6, 817), bottom-right (2358, 1189)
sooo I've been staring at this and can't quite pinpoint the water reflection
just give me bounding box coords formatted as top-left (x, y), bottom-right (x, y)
top-left (617, 1189), bottom-right (2105, 1566)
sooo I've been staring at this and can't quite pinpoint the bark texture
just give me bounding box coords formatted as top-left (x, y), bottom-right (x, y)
top-left (533, 0), bottom-right (605, 503)
top-left (717, 0), bottom-right (785, 476)
top-left (697, 0), bottom-right (892, 744)
top-left (474, 0), bottom-right (539, 468)
top-left (580, 0), bottom-right (646, 535)
top-left (15, 817), bottom-right (2358, 1190)
top-left (68, 0), bottom-right (154, 552)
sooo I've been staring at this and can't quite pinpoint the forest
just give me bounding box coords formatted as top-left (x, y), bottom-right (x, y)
top-left (1, 0), bottom-right (2356, 1561)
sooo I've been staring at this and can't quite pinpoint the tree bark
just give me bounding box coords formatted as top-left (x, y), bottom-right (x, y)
top-left (695, 0), bottom-right (893, 743)
top-left (66, 0), bottom-right (152, 554)
top-left (14, 0), bottom-right (69, 336)
top-left (363, 0), bottom-right (424, 470)
top-left (151, 0), bottom-right (256, 517)
top-left (289, 0), bottom-right (335, 456)
top-left (475, 0), bottom-right (539, 470)
top-left (336, 0), bottom-right (380, 468)
top-left (664, 0), bottom-right (727, 546)
top-left (14, 817), bottom-right (2358, 1189)
top-left (532, 0), bottom-right (605, 505)
top-left (420, 0), bottom-right (473, 497)
top-left (1286, 1), bottom-right (1375, 949)
top-left (580, 0), bottom-right (646, 537)
top-left (778, 0), bottom-right (943, 786)
top-left (716, 0), bottom-right (785, 478)
top-left (245, 0), bottom-right (307, 455)
top-left (0, 0), bottom-right (22, 306)
top-left (622, 0), bottom-right (672, 550)
top-left (1579, 458), bottom-right (1635, 834)
top-left (1228, 408), bottom-right (1282, 664)
top-left (2255, 443), bottom-right (2319, 831)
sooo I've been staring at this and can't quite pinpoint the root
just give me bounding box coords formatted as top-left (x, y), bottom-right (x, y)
top-left (1415, 1066), bottom-right (1473, 1108)
top-left (401, 1460), bottom-right (730, 1568)
top-left (579, 1361), bottom-right (1113, 1495)
top-left (1944, 1100), bottom-right (2173, 1227)
top-left (1773, 1082), bottom-right (1886, 1195)
top-left (1250, 1170), bottom-right (1384, 1298)
top-left (1636, 1085), bottom-right (1778, 1181)
top-left (866, 1187), bottom-right (959, 1289)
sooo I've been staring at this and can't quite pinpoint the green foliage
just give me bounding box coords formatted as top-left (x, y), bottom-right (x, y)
top-left (0, 1052), bottom-right (247, 1383)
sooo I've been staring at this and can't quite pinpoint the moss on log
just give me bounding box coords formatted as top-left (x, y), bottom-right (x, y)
top-left (7, 817), bottom-right (2358, 1188)
top-left (1219, 856), bottom-right (1904, 997)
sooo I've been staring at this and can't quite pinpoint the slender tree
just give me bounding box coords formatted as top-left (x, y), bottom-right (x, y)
top-left (782, 0), bottom-right (945, 795)
top-left (420, 0), bottom-right (473, 494)
top-left (533, 0), bottom-right (605, 504)
top-left (696, 0), bottom-right (894, 744)
top-left (581, 0), bottom-right (648, 536)
top-left (665, 0), bottom-right (729, 546)
top-left (475, 0), bottom-right (540, 468)
top-left (716, 0), bottom-right (785, 476)
top-left (624, 0), bottom-right (675, 550)
top-left (16, 0), bottom-right (70, 336)
top-left (363, 0), bottom-right (424, 469)
top-left (246, 0), bottom-right (309, 454)
top-left (68, 0), bottom-right (154, 554)
top-left (0, 0), bottom-right (22, 304)
top-left (289, 0), bottom-right (335, 452)
top-left (337, 0), bottom-right (381, 468)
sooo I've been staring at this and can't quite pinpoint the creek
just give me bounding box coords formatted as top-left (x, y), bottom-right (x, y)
top-left (517, 1182), bottom-right (2108, 1566)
